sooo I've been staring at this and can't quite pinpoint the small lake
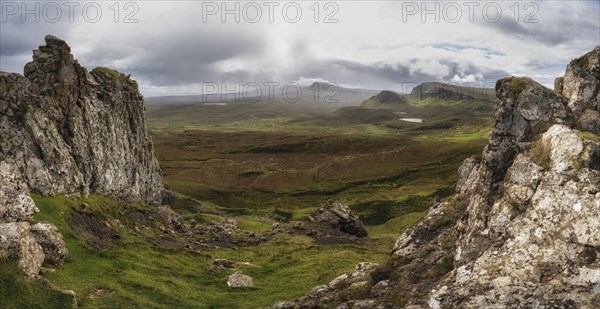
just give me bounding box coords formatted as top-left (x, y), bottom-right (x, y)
top-left (399, 118), bottom-right (423, 123)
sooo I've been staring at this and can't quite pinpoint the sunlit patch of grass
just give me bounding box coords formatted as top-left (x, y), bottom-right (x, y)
top-left (235, 216), bottom-right (274, 233)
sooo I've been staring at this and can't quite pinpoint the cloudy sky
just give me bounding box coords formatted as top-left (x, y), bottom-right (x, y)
top-left (1, 1), bottom-right (599, 96)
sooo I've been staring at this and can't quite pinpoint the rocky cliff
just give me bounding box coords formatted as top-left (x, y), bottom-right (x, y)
top-left (273, 47), bottom-right (600, 308)
top-left (0, 35), bottom-right (163, 205)
top-left (427, 46), bottom-right (600, 309)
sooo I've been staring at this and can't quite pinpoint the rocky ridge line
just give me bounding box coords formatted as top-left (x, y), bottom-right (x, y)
top-left (272, 46), bottom-right (600, 309)
top-left (0, 35), bottom-right (164, 205)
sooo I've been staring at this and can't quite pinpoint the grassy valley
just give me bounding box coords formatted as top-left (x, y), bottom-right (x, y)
top-left (10, 83), bottom-right (495, 308)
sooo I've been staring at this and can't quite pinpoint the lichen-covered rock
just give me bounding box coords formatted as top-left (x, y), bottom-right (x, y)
top-left (561, 46), bottom-right (600, 113)
top-left (430, 125), bottom-right (600, 308)
top-left (30, 222), bottom-right (68, 267)
top-left (0, 35), bottom-right (163, 205)
top-left (0, 161), bottom-right (38, 222)
top-left (227, 271), bottom-right (255, 288)
top-left (309, 201), bottom-right (368, 237)
top-left (455, 157), bottom-right (479, 195)
top-left (0, 222), bottom-right (45, 275)
top-left (425, 48), bottom-right (600, 308)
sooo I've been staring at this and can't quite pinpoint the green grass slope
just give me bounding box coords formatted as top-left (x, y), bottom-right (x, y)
top-left (0, 259), bottom-right (74, 309)
top-left (16, 193), bottom-right (426, 308)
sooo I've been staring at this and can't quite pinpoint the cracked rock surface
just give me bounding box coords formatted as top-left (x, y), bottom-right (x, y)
top-left (0, 35), bottom-right (163, 205)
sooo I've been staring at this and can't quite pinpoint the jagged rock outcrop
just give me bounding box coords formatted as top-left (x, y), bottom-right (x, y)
top-left (407, 47), bottom-right (600, 308)
top-left (429, 124), bottom-right (600, 308)
top-left (0, 161), bottom-right (67, 275)
top-left (273, 47), bottom-right (600, 308)
top-left (454, 76), bottom-right (570, 266)
top-left (309, 201), bottom-right (368, 238)
top-left (0, 35), bottom-right (163, 205)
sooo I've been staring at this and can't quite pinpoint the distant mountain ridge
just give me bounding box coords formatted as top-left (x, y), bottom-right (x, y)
top-left (146, 82), bottom-right (380, 106)
top-left (146, 82), bottom-right (496, 109)
top-left (361, 90), bottom-right (407, 108)
top-left (410, 82), bottom-right (476, 101)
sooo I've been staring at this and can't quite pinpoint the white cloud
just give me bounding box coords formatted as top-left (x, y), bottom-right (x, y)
top-left (0, 1), bottom-right (598, 96)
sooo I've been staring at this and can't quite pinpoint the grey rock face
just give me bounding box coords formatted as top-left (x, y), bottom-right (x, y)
top-left (579, 108), bottom-right (600, 135)
top-left (428, 47), bottom-right (600, 308)
top-left (0, 35), bottom-right (163, 205)
top-left (0, 161), bottom-right (39, 222)
top-left (561, 46), bottom-right (600, 114)
top-left (431, 125), bottom-right (600, 308)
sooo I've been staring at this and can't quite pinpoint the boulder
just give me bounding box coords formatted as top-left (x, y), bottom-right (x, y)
top-left (308, 201), bottom-right (368, 237)
top-left (0, 222), bottom-right (45, 275)
top-left (227, 271), bottom-right (255, 288)
top-left (29, 222), bottom-right (68, 267)
top-left (0, 160), bottom-right (67, 274)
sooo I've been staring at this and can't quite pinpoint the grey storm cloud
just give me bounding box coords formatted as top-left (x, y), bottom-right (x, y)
top-left (481, 4), bottom-right (600, 47)
top-left (97, 32), bottom-right (268, 86)
top-left (1, 1), bottom-right (598, 95)
top-left (284, 58), bottom-right (510, 89)
top-left (0, 18), bottom-right (70, 71)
